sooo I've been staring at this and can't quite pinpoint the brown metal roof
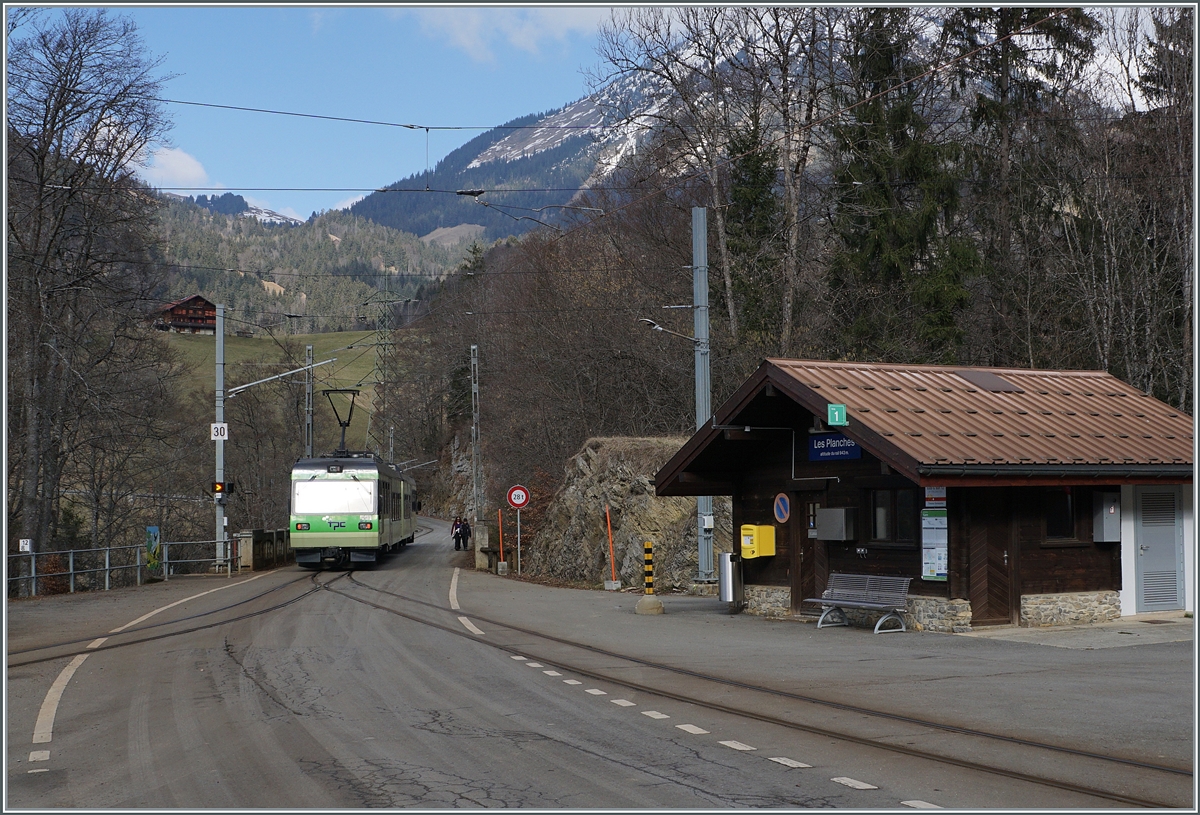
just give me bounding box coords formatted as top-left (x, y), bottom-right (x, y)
top-left (655, 359), bottom-right (1193, 495)
top-left (766, 358), bottom-right (1192, 468)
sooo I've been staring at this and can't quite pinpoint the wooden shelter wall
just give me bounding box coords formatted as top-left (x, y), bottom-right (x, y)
top-left (1010, 486), bottom-right (1121, 594)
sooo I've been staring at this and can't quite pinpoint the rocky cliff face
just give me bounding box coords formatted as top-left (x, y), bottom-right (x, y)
top-left (422, 431), bottom-right (477, 521)
top-left (520, 437), bottom-right (732, 591)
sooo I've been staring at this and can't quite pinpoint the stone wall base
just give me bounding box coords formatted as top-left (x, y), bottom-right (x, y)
top-left (739, 584), bottom-right (1121, 632)
top-left (1020, 590), bottom-right (1121, 626)
top-left (745, 585), bottom-right (792, 618)
top-left (907, 597), bottom-right (973, 633)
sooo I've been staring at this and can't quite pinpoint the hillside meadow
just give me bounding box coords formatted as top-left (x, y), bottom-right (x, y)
top-left (166, 329), bottom-right (379, 452)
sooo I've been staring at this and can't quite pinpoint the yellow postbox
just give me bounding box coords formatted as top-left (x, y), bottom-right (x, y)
top-left (740, 524), bottom-right (776, 559)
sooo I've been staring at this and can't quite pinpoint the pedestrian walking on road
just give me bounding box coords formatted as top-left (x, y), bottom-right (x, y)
top-left (452, 517), bottom-right (463, 550)
top-left (460, 518), bottom-right (472, 553)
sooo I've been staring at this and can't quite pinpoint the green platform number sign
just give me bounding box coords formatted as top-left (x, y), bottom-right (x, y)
top-left (827, 403), bottom-right (848, 426)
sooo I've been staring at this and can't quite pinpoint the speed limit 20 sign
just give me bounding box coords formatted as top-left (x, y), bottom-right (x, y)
top-left (507, 485), bottom-right (530, 509)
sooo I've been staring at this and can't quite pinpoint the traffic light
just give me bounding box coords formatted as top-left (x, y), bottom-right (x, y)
top-left (213, 481), bottom-right (226, 506)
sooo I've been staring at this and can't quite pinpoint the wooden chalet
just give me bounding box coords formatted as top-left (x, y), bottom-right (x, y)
top-left (154, 295), bottom-right (217, 335)
top-left (656, 359), bottom-right (1194, 630)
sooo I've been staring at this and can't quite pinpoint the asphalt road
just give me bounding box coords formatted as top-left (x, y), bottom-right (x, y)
top-left (6, 518), bottom-right (1194, 809)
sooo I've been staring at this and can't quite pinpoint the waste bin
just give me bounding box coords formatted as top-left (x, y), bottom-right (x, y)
top-left (718, 552), bottom-right (744, 608)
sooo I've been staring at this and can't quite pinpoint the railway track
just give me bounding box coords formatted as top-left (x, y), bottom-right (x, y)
top-left (333, 570), bottom-right (1193, 809)
top-left (6, 524), bottom-right (437, 668)
top-left (8, 550), bottom-right (1190, 808)
top-left (6, 571), bottom-right (338, 668)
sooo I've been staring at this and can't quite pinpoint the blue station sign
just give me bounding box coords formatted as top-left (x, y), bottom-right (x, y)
top-left (808, 432), bottom-right (861, 461)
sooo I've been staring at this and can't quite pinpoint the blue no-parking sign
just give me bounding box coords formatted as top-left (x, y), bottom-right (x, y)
top-left (773, 493), bottom-right (790, 524)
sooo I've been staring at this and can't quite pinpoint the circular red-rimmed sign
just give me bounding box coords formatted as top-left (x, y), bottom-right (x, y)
top-left (507, 484), bottom-right (530, 509)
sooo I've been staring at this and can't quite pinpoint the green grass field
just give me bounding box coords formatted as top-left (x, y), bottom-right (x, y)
top-left (167, 329), bottom-right (381, 452)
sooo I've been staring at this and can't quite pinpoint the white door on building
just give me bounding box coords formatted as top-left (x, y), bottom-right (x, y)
top-left (1135, 487), bottom-right (1185, 612)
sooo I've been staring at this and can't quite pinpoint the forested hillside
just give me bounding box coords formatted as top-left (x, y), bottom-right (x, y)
top-left (350, 110), bottom-right (597, 242)
top-left (154, 196), bottom-right (458, 332)
top-left (7, 7), bottom-right (1192, 570)
top-left (379, 6), bottom-right (1194, 535)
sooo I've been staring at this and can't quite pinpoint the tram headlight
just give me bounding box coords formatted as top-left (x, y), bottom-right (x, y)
top-left (295, 522), bottom-right (310, 530)
top-left (358, 521), bottom-right (373, 530)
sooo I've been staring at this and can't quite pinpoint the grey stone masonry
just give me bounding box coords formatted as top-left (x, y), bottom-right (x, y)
top-left (1020, 590), bottom-right (1121, 626)
top-left (745, 585), bottom-right (791, 618)
top-left (739, 584), bottom-right (1121, 632)
top-left (907, 597), bottom-right (973, 633)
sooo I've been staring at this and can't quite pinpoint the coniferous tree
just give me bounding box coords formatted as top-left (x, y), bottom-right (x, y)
top-left (828, 8), bottom-right (976, 362)
top-left (942, 7), bottom-right (1100, 364)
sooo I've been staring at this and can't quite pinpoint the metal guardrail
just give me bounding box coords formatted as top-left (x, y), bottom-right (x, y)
top-left (6, 539), bottom-right (242, 598)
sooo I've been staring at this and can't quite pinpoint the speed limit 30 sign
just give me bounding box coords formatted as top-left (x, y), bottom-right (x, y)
top-left (507, 485), bottom-right (530, 509)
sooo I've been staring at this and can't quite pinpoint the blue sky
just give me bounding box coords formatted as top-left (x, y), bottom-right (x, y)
top-left (119, 6), bottom-right (613, 220)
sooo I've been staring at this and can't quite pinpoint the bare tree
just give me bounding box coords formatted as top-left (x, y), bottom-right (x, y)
top-left (726, 7), bottom-right (844, 356)
top-left (593, 8), bottom-right (741, 342)
top-left (7, 9), bottom-right (174, 555)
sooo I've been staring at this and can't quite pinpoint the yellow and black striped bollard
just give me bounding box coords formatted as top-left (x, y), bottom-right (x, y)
top-left (634, 540), bottom-right (664, 615)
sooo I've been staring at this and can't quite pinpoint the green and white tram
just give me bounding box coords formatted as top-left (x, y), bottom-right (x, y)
top-left (290, 454), bottom-right (418, 568)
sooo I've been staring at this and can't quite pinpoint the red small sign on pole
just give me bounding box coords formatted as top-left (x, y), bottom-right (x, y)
top-left (507, 485), bottom-right (530, 509)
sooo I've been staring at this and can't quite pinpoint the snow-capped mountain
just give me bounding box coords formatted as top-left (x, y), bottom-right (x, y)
top-left (244, 203), bottom-right (302, 226)
top-left (349, 69), bottom-right (655, 242)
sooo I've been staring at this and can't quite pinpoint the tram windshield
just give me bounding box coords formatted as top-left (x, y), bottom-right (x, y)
top-left (293, 479), bottom-right (375, 514)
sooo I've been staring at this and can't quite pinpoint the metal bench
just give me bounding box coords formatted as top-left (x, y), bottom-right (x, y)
top-left (805, 573), bottom-right (913, 634)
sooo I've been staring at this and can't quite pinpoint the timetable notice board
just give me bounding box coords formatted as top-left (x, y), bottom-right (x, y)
top-left (921, 487), bottom-right (948, 581)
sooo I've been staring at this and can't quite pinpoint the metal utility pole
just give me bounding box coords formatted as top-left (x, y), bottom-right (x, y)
top-left (305, 344), bottom-right (314, 458)
top-left (693, 208), bottom-right (714, 583)
top-left (215, 304), bottom-right (226, 566)
top-left (471, 344), bottom-right (482, 522)
top-left (366, 262), bottom-right (400, 457)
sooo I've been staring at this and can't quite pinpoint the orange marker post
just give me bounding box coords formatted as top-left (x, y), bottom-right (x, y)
top-left (605, 504), bottom-right (616, 583)
top-left (498, 508), bottom-right (505, 564)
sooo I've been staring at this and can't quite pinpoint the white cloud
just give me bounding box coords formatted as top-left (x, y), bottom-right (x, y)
top-left (138, 146), bottom-right (211, 189)
top-left (398, 7), bottom-right (609, 62)
top-left (332, 193), bottom-right (366, 212)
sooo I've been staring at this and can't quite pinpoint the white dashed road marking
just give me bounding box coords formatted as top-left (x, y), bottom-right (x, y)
top-left (449, 567), bottom-right (461, 610)
top-left (611, 699), bottom-right (636, 707)
top-left (676, 724), bottom-right (709, 734)
top-left (510, 655), bottom-right (528, 660)
top-left (768, 757), bottom-right (812, 768)
top-left (542, 670), bottom-right (562, 676)
top-left (457, 616), bottom-right (484, 636)
top-left (832, 777), bottom-right (878, 790)
top-left (719, 740), bottom-right (757, 751)
top-left (28, 751), bottom-right (49, 762)
top-left (525, 662), bottom-right (544, 668)
top-left (563, 680), bottom-right (582, 685)
top-left (642, 710), bottom-right (670, 719)
top-left (901, 801), bottom-right (941, 809)
top-left (27, 769), bottom-right (48, 774)
top-left (585, 688), bottom-right (607, 695)
top-left (86, 638), bottom-right (107, 649)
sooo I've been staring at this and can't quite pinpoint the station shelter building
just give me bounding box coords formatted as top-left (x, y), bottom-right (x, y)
top-left (655, 359), bottom-right (1194, 631)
